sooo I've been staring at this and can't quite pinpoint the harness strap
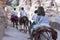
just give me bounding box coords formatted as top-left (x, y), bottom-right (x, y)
top-left (40, 32), bottom-right (50, 40)
top-left (39, 29), bottom-right (51, 33)
top-left (38, 29), bottom-right (52, 40)
top-left (46, 32), bottom-right (51, 40)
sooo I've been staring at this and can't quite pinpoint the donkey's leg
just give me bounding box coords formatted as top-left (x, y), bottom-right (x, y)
top-left (25, 26), bottom-right (28, 33)
top-left (23, 25), bottom-right (27, 33)
top-left (24, 21), bottom-right (28, 33)
top-left (13, 21), bottom-right (15, 27)
top-left (19, 24), bottom-right (24, 31)
top-left (15, 21), bottom-right (18, 29)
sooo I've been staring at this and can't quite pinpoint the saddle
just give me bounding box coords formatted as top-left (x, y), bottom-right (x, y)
top-left (32, 27), bottom-right (51, 36)
top-left (19, 16), bottom-right (28, 25)
top-left (11, 15), bottom-right (18, 21)
top-left (20, 16), bottom-right (28, 21)
top-left (32, 27), bottom-right (57, 40)
top-left (23, 16), bottom-right (26, 20)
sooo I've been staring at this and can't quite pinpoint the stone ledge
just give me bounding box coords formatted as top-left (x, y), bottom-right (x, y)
top-left (50, 22), bottom-right (60, 30)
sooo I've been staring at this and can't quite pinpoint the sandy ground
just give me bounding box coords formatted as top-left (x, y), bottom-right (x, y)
top-left (2, 20), bottom-right (60, 40)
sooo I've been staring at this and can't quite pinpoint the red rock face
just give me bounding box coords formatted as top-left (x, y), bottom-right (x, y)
top-left (0, 0), bottom-right (6, 3)
top-left (0, 1), bottom-right (7, 40)
top-left (0, 0), bottom-right (6, 7)
top-left (0, 7), bottom-right (7, 40)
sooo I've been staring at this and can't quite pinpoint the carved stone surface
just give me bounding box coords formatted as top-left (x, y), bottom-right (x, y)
top-left (0, 0), bottom-right (6, 7)
top-left (0, 6), bottom-right (7, 40)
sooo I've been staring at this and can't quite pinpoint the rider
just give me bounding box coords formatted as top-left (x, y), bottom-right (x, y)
top-left (28, 10), bottom-right (38, 39)
top-left (12, 8), bottom-right (18, 17)
top-left (20, 7), bottom-right (27, 17)
top-left (20, 7), bottom-right (28, 31)
top-left (29, 10), bottom-right (38, 34)
top-left (11, 8), bottom-right (18, 28)
top-left (32, 10), bottom-right (38, 24)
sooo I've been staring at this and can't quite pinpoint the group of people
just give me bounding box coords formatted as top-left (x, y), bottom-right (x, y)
top-left (10, 6), bottom-right (57, 40)
top-left (31, 7), bottom-right (57, 40)
top-left (11, 7), bottom-right (29, 32)
top-left (11, 6), bottom-right (50, 30)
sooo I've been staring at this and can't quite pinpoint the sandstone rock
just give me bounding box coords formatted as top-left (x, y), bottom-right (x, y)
top-left (0, 3), bottom-right (7, 40)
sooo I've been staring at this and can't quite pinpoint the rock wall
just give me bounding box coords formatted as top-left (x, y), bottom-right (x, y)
top-left (0, 6), bottom-right (7, 40)
top-left (0, 0), bottom-right (7, 40)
